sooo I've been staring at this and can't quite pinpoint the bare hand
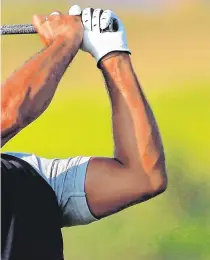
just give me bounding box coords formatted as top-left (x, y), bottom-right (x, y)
top-left (32, 11), bottom-right (83, 47)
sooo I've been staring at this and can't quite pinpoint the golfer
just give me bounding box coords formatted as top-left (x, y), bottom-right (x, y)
top-left (1, 5), bottom-right (167, 260)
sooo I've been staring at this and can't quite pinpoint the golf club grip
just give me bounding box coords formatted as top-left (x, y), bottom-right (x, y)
top-left (0, 24), bottom-right (37, 35)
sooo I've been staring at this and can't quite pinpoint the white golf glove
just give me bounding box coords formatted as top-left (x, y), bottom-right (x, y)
top-left (69, 5), bottom-right (131, 66)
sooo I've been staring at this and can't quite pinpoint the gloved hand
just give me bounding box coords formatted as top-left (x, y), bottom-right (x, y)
top-left (69, 5), bottom-right (131, 67)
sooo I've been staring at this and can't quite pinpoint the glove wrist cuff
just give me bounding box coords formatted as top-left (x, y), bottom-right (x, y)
top-left (95, 46), bottom-right (130, 61)
top-left (96, 49), bottom-right (131, 69)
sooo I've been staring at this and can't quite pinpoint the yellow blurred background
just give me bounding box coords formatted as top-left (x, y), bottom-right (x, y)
top-left (1, 0), bottom-right (210, 259)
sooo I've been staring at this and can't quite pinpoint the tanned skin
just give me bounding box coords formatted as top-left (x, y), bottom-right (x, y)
top-left (1, 12), bottom-right (167, 220)
top-left (1, 13), bottom-right (83, 147)
top-left (85, 53), bottom-right (167, 218)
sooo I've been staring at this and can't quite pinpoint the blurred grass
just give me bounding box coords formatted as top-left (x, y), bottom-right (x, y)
top-left (1, 1), bottom-right (210, 259)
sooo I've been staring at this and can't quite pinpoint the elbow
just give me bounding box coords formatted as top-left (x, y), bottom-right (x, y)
top-left (137, 164), bottom-right (168, 198)
top-left (132, 166), bottom-right (168, 202)
top-left (146, 154), bottom-right (168, 196)
top-left (151, 167), bottom-right (168, 196)
top-left (154, 172), bottom-right (168, 195)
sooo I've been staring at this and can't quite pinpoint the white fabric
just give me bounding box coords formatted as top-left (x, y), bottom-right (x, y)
top-left (68, 5), bottom-right (82, 16)
top-left (5, 152), bottom-right (98, 227)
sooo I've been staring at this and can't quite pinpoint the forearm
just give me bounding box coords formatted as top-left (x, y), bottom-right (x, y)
top-left (1, 37), bottom-right (79, 147)
top-left (101, 53), bottom-right (166, 177)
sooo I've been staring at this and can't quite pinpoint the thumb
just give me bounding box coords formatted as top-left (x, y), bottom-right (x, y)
top-left (32, 15), bottom-right (51, 47)
top-left (32, 15), bottom-right (47, 31)
top-left (68, 5), bottom-right (82, 16)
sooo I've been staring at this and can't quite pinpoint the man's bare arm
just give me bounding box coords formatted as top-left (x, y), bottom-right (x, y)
top-left (1, 14), bottom-right (83, 147)
top-left (85, 53), bottom-right (167, 218)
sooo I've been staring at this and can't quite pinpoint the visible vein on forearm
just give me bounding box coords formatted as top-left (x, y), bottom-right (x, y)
top-left (1, 40), bottom-right (78, 146)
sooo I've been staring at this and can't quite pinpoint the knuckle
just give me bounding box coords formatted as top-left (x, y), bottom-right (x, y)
top-left (48, 15), bottom-right (60, 21)
top-left (69, 15), bottom-right (81, 24)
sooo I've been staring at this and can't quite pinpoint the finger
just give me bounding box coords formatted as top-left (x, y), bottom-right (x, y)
top-left (111, 12), bottom-right (124, 31)
top-left (32, 15), bottom-right (51, 46)
top-left (92, 8), bottom-right (103, 33)
top-left (100, 10), bottom-right (120, 32)
top-left (100, 10), bottom-right (112, 30)
top-left (68, 5), bottom-right (82, 16)
top-left (82, 7), bottom-right (94, 31)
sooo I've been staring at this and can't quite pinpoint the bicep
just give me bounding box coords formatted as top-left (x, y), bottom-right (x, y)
top-left (85, 157), bottom-right (153, 219)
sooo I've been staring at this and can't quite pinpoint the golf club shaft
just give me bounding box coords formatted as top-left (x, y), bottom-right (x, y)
top-left (0, 24), bottom-right (37, 35)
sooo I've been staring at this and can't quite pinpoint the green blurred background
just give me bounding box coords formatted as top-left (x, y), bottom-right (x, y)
top-left (1, 0), bottom-right (210, 259)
